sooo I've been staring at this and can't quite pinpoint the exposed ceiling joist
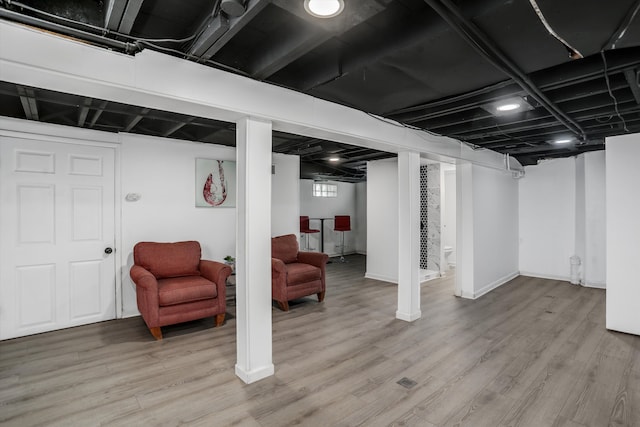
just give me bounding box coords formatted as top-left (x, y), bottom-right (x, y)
top-left (123, 108), bottom-right (149, 132)
top-left (163, 118), bottom-right (194, 137)
top-left (2, 0), bottom-right (640, 175)
top-left (105, 0), bottom-right (144, 34)
top-left (601, 0), bottom-right (640, 50)
top-left (423, 0), bottom-right (586, 139)
top-left (289, 11), bottom-right (448, 92)
top-left (624, 68), bottom-right (640, 104)
top-left (248, 27), bottom-right (329, 79)
top-left (189, 14), bottom-right (230, 57)
top-left (16, 86), bottom-right (38, 121)
top-left (77, 98), bottom-right (92, 127)
top-left (89, 101), bottom-right (109, 128)
top-left (253, 0), bottom-right (390, 80)
top-left (195, 0), bottom-right (270, 61)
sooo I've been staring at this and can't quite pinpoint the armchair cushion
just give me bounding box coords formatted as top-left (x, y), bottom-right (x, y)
top-left (285, 263), bottom-right (322, 286)
top-left (158, 275), bottom-right (218, 306)
top-left (271, 234), bottom-right (299, 264)
top-left (134, 241), bottom-right (201, 279)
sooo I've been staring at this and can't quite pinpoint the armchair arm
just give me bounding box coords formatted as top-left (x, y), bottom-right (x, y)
top-left (297, 251), bottom-right (329, 268)
top-left (271, 258), bottom-right (288, 302)
top-left (130, 265), bottom-right (160, 327)
top-left (199, 260), bottom-right (232, 286)
top-left (271, 257), bottom-right (287, 279)
top-left (200, 260), bottom-right (231, 311)
top-left (130, 265), bottom-right (158, 290)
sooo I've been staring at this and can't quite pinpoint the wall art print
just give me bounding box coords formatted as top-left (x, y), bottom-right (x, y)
top-left (195, 158), bottom-right (236, 207)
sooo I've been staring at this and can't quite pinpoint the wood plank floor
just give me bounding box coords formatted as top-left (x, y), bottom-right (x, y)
top-left (1, 255), bottom-right (639, 426)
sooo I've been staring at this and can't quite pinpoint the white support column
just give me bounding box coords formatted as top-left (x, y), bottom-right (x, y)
top-left (235, 117), bottom-right (275, 383)
top-left (396, 151), bottom-right (421, 322)
top-left (456, 163), bottom-right (474, 299)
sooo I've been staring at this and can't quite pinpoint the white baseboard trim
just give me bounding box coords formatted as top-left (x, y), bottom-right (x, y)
top-left (473, 271), bottom-right (520, 299)
top-left (516, 272), bottom-right (605, 289)
top-left (121, 311), bottom-right (140, 319)
top-left (519, 271), bottom-right (571, 282)
top-left (582, 281), bottom-right (606, 289)
top-left (396, 310), bottom-right (422, 322)
top-left (235, 363), bottom-right (275, 384)
top-left (365, 272), bottom-right (397, 284)
top-left (326, 250), bottom-right (357, 258)
top-left (460, 290), bottom-right (475, 299)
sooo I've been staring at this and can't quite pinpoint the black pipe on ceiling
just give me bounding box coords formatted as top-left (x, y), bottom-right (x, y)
top-left (0, 6), bottom-right (138, 53)
top-left (423, 0), bottom-right (586, 140)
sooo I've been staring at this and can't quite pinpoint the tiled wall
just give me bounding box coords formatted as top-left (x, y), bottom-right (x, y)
top-left (420, 164), bottom-right (441, 271)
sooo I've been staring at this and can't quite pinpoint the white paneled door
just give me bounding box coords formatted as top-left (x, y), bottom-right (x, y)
top-left (0, 137), bottom-right (116, 340)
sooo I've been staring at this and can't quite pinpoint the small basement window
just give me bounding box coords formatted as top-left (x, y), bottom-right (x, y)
top-left (312, 182), bottom-right (337, 197)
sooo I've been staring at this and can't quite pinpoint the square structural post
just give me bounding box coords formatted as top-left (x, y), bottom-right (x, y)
top-left (396, 151), bottom-right (421, 321)
top-left (235, 117), bottom-right (275, 383)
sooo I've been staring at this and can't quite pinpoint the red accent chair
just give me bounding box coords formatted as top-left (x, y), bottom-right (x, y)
top-left (271, 234), bottom-right (329, 311)
top-left (130, 241), bottom-right (232, 340)
top-left (334, 215), bottom-right (351, 262)
top-left (299, 215), bottom-right (320, 250)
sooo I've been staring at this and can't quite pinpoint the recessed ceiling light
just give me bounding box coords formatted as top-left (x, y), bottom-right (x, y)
top-left (496, 103), bottom-right (521, 112)
top-left (481, 96), bottom-right (534, 116)
top-left (555, 138), bottom-right (573, 144)
top-left (329, 157), bottom-right (340, 162)
top-left (304, 0), bottom-right (345, 18)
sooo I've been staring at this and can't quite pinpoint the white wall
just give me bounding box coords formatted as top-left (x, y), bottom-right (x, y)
top-left (443, 167), bottom-right (457, 267)
top-left (299, 179), bottom-right (357, 256)
top-left (582, 151), bottom-right (606, 287)
top-left (575, 155), bottom-right (586, 283)
top-left (471, 165), bottom-right (519, 296)
top-left (606, 134), bottom-right (640, 335)
top-left (120, 133), bottom-right (237, 316)
top-left (519, 158), bottom-right (576, 280)
top-left (519, 154), bottom-right (606, 287)
top-left (370, 159), bottom-right (519, 294)
top-left (355, 182), bottom-right (367, 254)
top-left (456, 164), bottom-right (519, 298)
top-left (271, 153), bottom-right (300, 238)
top-left (366, 159), bottom-right (398, 282)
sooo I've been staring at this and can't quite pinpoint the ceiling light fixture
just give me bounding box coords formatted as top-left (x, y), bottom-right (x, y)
top-left (481, 96), bottom-right (534, 116)
top-left (304, 0), bottom-right (345, 18)
top-left (496, 103), bottom-right (521, 112)
top-left (554, 138), bottom-right (573, 144)
top-left (329, 157), bottom-right (340, 162)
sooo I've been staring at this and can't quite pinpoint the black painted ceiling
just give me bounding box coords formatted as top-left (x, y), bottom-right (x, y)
top-left (1, 0), bottom-right (639, 181)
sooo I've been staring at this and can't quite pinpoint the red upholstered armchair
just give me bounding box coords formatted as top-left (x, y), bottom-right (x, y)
top-left (272, 234), bottom-right (329, 311)
top-left (130, 241), bottom-right (232, 340)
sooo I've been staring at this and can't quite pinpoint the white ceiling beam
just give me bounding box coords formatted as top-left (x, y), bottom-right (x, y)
top-left (0, 20), bottom-right (524, 173)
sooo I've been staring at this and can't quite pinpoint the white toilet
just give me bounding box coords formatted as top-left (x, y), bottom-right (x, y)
top-left (443, 246), bottom-right (454, 271)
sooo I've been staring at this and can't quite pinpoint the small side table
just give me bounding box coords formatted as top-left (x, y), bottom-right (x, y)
top-left (226, 274), bottom-right (236, 305)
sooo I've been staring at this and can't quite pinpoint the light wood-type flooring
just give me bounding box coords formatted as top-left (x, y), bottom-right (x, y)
top-left (1, 255), bottom-right (639, 426)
